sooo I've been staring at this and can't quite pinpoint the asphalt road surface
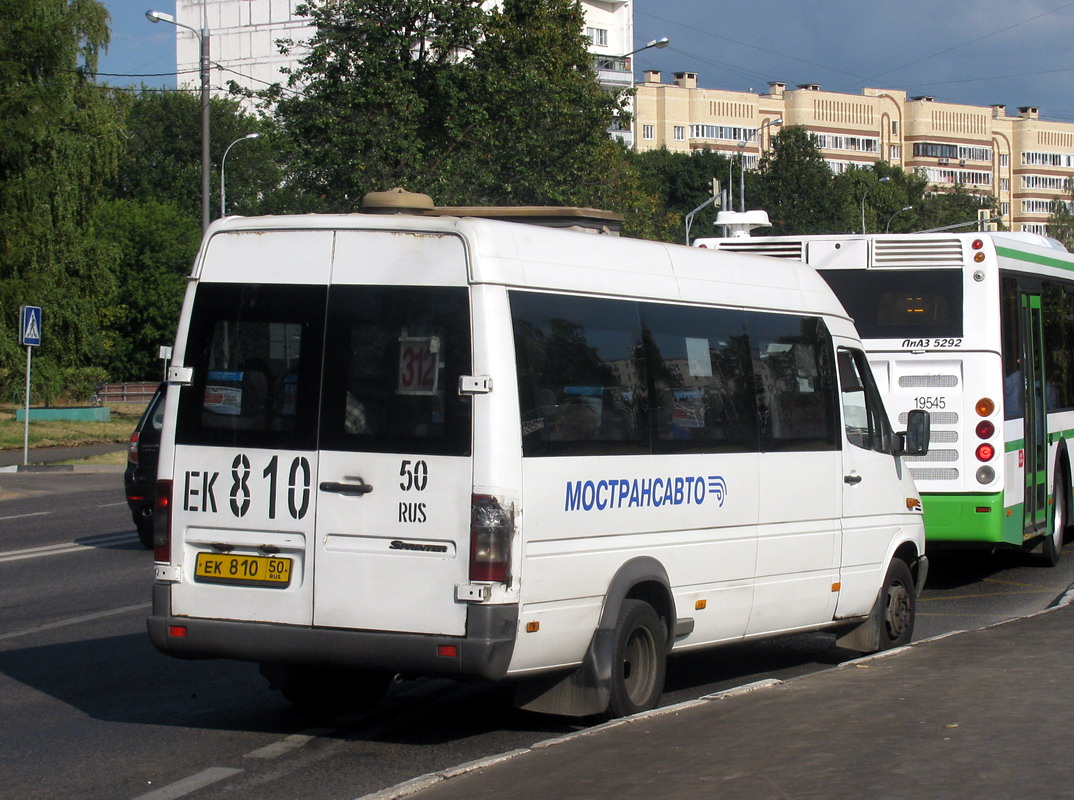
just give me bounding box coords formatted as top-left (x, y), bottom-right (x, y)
top-left (1, 470), bottom-right (1071, 800)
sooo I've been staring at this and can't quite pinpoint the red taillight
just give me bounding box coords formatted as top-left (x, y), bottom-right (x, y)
top-left (154, 479), bottom-right (172, 562)
top-left (470, 494), bottom-right (512, 583)
top-left (976, 420), bottom-right (995, 439)
top-left (971, 238), bottom-right (984, 250)
top-left (128, 431), bottom-right (140, 464)
top-left (976, 443), bottom-right (995, 462)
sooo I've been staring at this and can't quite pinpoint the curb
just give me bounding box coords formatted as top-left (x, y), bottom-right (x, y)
top-left (356, 584), bottom-right (1074, 800)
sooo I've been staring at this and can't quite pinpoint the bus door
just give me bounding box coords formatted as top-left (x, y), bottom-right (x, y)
top-left (1021, 293), bottom-right (1048, 537)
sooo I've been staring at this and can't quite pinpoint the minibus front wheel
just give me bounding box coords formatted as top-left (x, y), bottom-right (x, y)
top-left (878, 559), bottom-right (915, 649)
top-left (607, 599), bottom-right (666, 717)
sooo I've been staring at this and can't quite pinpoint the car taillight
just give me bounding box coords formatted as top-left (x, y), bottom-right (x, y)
top-left (154, 479), bottom-right (172, 562)
top-left (128, 431), bottom-right (140, 464)
top-left (470, 494), bottom-right (512, 583)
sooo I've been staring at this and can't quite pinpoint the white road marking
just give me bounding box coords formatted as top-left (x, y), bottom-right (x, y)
top-left (131, 768), bottom-right (242, 800)
top-left (0, 511), bottom-right (51, 521)
top-left (245, 729), bottom-right (333, 759)
top-left (0, 531), bottom-right (138, 563)
top-left (0, 602), bottom-right (150, 642)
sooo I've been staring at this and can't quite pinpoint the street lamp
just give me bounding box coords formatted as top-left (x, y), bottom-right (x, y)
top-left (147, 9), bottom-right (210, 233)
top-left (886, 205), bottom-right (913, 233)
top-left (220, 133), bottom-right (260, 217)
top-left (737, 118), bottom-right (782, 212)
top-left (599, 36), bottom-right (669, 69)
top-left (860, 176), bottom-right (891, 234)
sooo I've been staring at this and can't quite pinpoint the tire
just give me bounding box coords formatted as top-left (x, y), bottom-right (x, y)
top-left (876, 559), bottom-right (915, 650)
top-left (135, 517), bottom-right (154, 550)
top-left (606, 599), bottom-right (666, 718)
top-left (1039, 471), bottom-right (1068, 567)
top-left (261, 664), bottom-right (392, 715)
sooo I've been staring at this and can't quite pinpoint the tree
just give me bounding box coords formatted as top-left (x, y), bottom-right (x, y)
top-left (111, 91), bottom-right (285, 220)
top-left (1048, 188), bottom-right (1074, 249)
top-left (752, 126), bottom-right (848, 235)
top-left (267, 0), bottom-right (487, 211)
top-left (633, 148), bottom-right (730, 243)
top-left (0, 0), bottom-right (127, 395)
top-left (265, 0), bottom-right (660, 233)
top-left (91, 199), bottom-right (200, 380)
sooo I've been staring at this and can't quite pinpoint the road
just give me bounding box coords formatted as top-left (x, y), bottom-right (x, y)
top-left (1, 470), bottom-right (1072, 800)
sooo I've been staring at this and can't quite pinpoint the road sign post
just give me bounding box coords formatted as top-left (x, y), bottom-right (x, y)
top-left (19, 306), bottom-right (42, 466)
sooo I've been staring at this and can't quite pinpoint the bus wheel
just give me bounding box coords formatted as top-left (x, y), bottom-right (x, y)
top-left (607, 599), bottom-right (666, 718)
top-left (261, 664), bottom-right (392, 715)
top-left (878, 559), bottom-right (915, 650)
top-left (1040, 473), bottom-right (1067, 567)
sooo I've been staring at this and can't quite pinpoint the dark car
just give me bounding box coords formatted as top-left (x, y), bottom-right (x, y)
top-left (124, 384), bottom-right (165, 548)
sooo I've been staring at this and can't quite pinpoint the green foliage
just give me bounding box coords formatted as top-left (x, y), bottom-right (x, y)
top-left (111, 91), bottom-right (283, 219)
top-left (751, 126), bottom-right (849, 235)
top-left (0, 0), bottom-right (127, 382)
top-left (633, 148), bottom-right (731, 242)
top-left (92, 199), bottom-right (200, 380)
top-left (1048, 187), bottom-right (1074, 249)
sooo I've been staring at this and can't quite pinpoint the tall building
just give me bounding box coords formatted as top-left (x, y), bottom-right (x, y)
top-left (635, 74), bottom-right (1074, 234)
top-left (173, 0), bottom-right (635, 136)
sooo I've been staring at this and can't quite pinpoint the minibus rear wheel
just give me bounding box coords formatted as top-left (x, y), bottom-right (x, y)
top-left (877, 559), bottom-right (915, 649)
top-left (607, 599), bottom-right (666, 718)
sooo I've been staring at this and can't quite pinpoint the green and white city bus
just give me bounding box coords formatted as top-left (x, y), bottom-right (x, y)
top-left (698, 226), bottom-right (1074, 564)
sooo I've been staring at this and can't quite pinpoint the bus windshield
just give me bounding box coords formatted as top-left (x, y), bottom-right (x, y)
top-left (819, 269), bottom-right (963, 340)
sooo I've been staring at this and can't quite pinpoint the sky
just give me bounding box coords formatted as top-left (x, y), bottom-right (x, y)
top-left (99, 0), bottom-right (1074, 122)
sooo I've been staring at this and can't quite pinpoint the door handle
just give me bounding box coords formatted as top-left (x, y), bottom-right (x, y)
top-left (319, 479), bottom-right (373, 496)
top-left (844, 474), bottom-right (862, 485)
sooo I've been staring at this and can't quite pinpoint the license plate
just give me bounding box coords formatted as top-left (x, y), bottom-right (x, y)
top-left (194, 552), bottom-right (293, 588)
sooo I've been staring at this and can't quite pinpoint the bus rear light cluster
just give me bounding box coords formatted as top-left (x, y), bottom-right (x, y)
top-left (470, 494), bottom-right (513, 583)
top-left (154, 479), bottom-right (173, 563)
top-left (975, 398), bottom-right (997, 482)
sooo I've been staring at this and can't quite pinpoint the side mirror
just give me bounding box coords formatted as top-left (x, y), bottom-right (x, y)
top-left (896, 408), bottom-right (930, 457)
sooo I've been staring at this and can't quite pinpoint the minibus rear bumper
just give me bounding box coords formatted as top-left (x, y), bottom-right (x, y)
top-left (147, 586), bottom-right (517, 681)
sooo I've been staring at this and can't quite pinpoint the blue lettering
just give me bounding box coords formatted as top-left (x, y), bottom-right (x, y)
top-left (673, 477), bottom-right (684, 505)
top-left (629, 480), bottom-right (640, 507)
top-left (640, 479), bottom-right (652, 506)
top-left (652, 478), bottom-right (663, 507)
top-left (693, 475), bottom-right (705, 504)
top-left (618, 480), bottom-right (630, 507)
top-left (582, 480), bottom-right (596, 511)
top-left (596, 480), bottom-right (609, 510)
top-left (565, 480), bottom-right (583, 511)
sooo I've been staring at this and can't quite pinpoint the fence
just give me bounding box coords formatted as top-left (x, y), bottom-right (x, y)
top-left (97, 382), bottom-right (158, 404)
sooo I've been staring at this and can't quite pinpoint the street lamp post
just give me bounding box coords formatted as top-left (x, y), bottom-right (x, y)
top-left (600, 36), bottom-right (669, 69)
top-left (737, 118), bottom-right (782, 212)
top-left (886, 205), bottom-right (913, 233)
top-left (147, 9), bottom-right (210, 232)
top-left (220, 133), bottom-right (260, 217)
top-left (860, 176), bottom-right (891, 234)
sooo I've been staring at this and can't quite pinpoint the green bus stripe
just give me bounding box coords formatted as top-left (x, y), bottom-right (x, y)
top-left (996, 245), bottom-right (1074, 272)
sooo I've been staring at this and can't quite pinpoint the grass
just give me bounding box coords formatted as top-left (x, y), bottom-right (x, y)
top-left (0, 401), bottom-right (146, 452)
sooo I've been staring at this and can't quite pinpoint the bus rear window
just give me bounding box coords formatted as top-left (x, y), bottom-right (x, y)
top-left (819, 269), bottom-right (963, 339)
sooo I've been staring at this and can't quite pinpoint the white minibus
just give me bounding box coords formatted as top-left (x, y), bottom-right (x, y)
top-left (148, 190), bottom-right (929, 718)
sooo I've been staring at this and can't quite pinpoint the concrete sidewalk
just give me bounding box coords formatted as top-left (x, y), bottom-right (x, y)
top-left (373, 598), bottom-right (1074, 800)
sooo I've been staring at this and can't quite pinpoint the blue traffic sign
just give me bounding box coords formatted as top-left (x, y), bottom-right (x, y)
top-left (19, 306), bottom-right (41, 347)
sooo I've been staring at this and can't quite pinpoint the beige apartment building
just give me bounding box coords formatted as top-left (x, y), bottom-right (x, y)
top-left (635, 72), bottom-right (1074, 234)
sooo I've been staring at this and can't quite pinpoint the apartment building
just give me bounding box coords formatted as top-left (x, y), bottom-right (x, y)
top-left (635, 73), bottom-right (1074, 234)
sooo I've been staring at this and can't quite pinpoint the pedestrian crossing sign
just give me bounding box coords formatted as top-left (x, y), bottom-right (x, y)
top-left (19, 305), bottom-right (41, 347)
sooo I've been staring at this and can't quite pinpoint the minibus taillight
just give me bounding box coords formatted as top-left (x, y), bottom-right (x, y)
top-left (470, 494), bottom-right (512, 583)
top-left (154, 479), bottom-right (172, 563)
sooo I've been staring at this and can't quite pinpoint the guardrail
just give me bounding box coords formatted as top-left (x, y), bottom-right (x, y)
top-left (97, 382), bottom-right (158, 403)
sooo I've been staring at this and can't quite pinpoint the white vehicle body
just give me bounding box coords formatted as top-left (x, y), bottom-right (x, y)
top-left (149, 199), bottom-right (928, 716)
